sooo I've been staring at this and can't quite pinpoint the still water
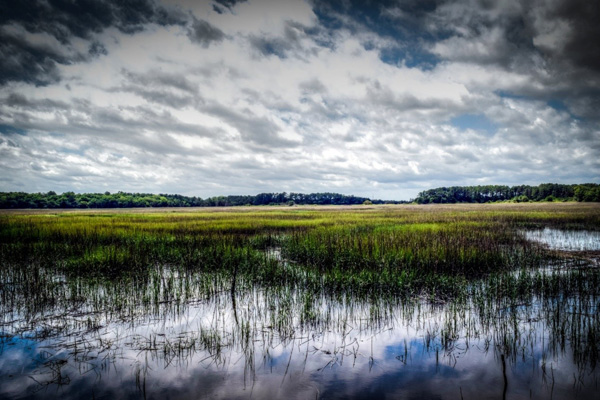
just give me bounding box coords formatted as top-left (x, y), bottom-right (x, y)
top-left (1, 231), bottom-right (600, 399)
top-left (1, 285), bottom-right (598, 399)
top-left (524, 228), bottom-right (600, 251)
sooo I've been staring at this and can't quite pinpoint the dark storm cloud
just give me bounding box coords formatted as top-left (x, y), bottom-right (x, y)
top-left (315, 0), bottom-right (599, 111)
top-left (534, 0), bottom-right (600, 118)
top-left (187, 18), bottom-right (225, 47)
top-left (312, 0), bottom-right (443, 68)
top-left (0, 31), bottom-right (66, 86)
top-left (426, 0), bottom-right (600, 118)
top-left (542, 0), bottom-right (600, 73)
top-left (0, 0), bottom-right (186, 41)
top-left (212, 0), bottom-right (247, 14)
top-left (429, 1), bottom-right (539, 69)
top-left (0, 0), bottom-right (186, 86)
top-left (88, 41), bottom-right (108, 57)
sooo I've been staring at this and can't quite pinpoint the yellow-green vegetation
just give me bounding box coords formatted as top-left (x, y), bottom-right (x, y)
top-left (1, 203), bottom-right (598, 298)
top-left (1, 203), bottom-right (600, 376)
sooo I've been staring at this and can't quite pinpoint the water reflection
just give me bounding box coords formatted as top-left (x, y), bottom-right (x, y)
top-left (524, 228), bottom-right (600, 251)
top-left (1, 264), bottom-right (599, 400)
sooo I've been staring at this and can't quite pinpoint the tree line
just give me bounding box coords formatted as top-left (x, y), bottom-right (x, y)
top-left (2, 183), bottom-right (597, 209)
top-left (414, 183), bottom-right (600, 204)
top-left (0, 191), bottom-right (399, 209)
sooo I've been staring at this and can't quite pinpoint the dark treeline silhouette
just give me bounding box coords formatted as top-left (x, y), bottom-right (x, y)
top-left (3, 184), bottom-right (597, 209)
top-left (414, 183), bottom-right (600, 204)
top-left (0, 191), bottom-right (401, 209)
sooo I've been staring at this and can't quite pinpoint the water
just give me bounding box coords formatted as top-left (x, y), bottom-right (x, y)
top-left (524, 228), bottom-right (600, 251)
top-left (1, 272), bottom-right (599, 400)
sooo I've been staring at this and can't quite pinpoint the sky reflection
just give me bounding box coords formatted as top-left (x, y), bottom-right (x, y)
top-left (524, 228), bottom-right (600, 251)
top-left (1, 282), bottom-right (598, 400)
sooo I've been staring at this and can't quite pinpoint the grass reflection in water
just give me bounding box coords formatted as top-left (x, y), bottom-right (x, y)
top-left (1, 203), bottom-right (599, 399)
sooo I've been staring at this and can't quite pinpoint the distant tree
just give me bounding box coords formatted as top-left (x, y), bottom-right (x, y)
top-left (0, 190), bottom-right (394, 209)
top-left (515, 195), bottom-right (529, 203)
top-left (413, 184), bottom-right (595, 204)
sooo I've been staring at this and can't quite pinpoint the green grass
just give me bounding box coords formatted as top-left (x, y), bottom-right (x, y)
top-left (1, 203), bottom-right (599, 329)
top-left (0, 203), bottom-right (597, 344)
top-left (1, 203), bottom-right (598, 287)
top-left (1, 204), bottom-right (600, 381)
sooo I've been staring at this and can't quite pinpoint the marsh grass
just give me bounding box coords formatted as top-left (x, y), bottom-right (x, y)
top-left (1, 203), bottom-right (599, 398)
top-left (1, 204), bottom-right (599, 314)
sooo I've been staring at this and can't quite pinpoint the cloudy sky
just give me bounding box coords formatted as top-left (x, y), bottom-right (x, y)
top-left (0, 0), bottom-right (598, 200)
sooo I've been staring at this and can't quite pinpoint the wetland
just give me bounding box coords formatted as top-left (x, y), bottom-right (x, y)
top-left (1, 203), bottom-right (599, 399)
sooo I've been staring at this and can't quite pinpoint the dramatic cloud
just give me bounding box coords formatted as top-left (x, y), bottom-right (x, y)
top-left (0, 0), bottom-right (186, 85)
top-left (187, 18), bottom-right (225, 47)
top-left (0, 0), bottom-right (598, 200)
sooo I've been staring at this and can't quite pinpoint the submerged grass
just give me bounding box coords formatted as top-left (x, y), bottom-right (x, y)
top-left (1, 203), bottom-right (600, 373)
top-left (1, 203), bottom-right (598, 292)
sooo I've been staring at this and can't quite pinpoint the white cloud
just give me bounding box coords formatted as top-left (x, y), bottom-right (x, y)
top-left (0, 0), bottom-right (597, 200)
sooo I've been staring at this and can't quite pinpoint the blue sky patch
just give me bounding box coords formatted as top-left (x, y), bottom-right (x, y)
top-left (58, 146), bottom-right (87, 156)
top-left (494, 90), bottom-right (528, 100)
top-left (546, 99), bottom-right (582, 120)
top-left (547, 99), bottom-right (568, 112)
top-left (450, 114), bottom-right (498, 135)
top-left (0, 124), bottom-right (27, 136)
top-left (379, 45), bottom-right (439, 70)
top-left (314, 0), bottom-right (441, 70)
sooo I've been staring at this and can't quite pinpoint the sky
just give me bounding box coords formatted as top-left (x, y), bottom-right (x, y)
top-left (0, 0), bottom-right (598, 200)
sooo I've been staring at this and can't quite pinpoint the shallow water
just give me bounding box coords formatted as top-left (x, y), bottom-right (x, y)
top-left (1, 271), bottom-right (599, 400)
top-left (524, 228), bottom-right (600, 251)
